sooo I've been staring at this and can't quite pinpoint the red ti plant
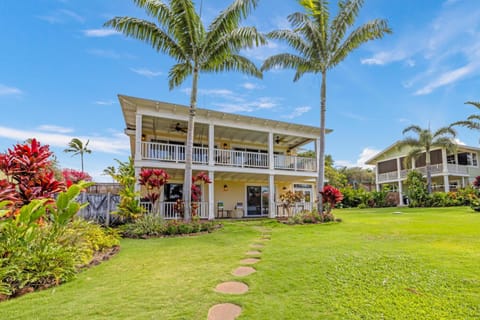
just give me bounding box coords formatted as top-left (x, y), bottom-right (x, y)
top-left (138, 168), bottom-right (169, 214)
top-left (474, 176), bottom-right (480, 188)
top-left (319, 185), bottom-right (343, 214)
top-left (62, 168), bottom-right (92, 187)
top-left (191, 172), bottom-right (212, 217)
top-left (0, 139), bottom-right (65, 210)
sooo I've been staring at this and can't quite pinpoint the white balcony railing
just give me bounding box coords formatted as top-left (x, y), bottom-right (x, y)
top-left (378, 164), bottom-right (470, 183)
top-left (214, 149), bottom-right (269, 168)
top-left (274, 155), bottom-right (316, 171)
top-left (141, 142), bottom-right (208, 164)
top-left (140, 201), bottom-right (209, 219)
top-left (140, 142), bottom-right (316, 172)
top-left (275, 202), bottom-right (313, 218)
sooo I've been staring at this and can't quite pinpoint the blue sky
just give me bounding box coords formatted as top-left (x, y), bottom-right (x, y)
top-left (1, 0), bottom-right (480, 181)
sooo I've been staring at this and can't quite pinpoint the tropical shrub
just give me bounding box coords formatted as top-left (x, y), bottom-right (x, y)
top-left (121, 216), bottom-right (217, 238)
top-left (62, 168), bottom-right (92, 187)
top-left (473, 176), bottom-right (480, 188)
top-left (320, 185), bottom-right (343, 214)
top-left (0, 139), bottom-right (65, 210)
top-left (139, 168), bottom-right (170, 215)
top-left (174, 172), bottom-right (212, 218)
top-left (104, 158), bottom-right (143, 222)
top-left (405, 170), bottom-right (429, 207)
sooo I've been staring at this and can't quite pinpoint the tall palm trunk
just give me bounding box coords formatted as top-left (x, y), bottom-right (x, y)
top-left (183, 67), bottom-right (199, 222)
top-left (426, 150), bottom-right (432, 194)
top-left (81, 153), bottom-right (84, 173)
top-left (317, 71), bottom-right (327, 214)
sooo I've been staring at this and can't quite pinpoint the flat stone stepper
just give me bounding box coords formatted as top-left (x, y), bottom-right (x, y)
top-left (215, 281), bottom-right (249, 294)
top-left (232, 266), bottom-right (256, 277)
top-left (240, 258), bottom-right (260, 265)
top-left (208, 303), bottom-right (242, 320)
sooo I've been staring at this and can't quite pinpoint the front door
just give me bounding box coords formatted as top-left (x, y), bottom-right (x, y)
top-left (246, 186), bottom-right (269, 216)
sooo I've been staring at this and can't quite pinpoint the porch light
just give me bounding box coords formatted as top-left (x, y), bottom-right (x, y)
top-left (223, 184), bottom-right (228, 191)
top-left (141, 134), bottom-right (146, 141)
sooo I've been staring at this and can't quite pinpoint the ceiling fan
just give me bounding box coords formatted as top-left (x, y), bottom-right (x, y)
top-left (170, 122), bottom-right (187, 133)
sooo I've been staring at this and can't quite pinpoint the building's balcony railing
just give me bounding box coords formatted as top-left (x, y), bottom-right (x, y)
top-left (140, 201), bottom-right (209, 219)
top-left (379, 164), bottom-right (469, 183)
top-left (274, 155), bottom-right (316, 171)
top-left (275, 202), bottom-right (314, 218)
top-left (140, 142), bottom-right (316, 172)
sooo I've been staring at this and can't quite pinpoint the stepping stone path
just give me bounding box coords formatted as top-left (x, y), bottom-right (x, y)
top-left (215, 281), bottom-right (249, 294)
top-left (232, 266), bottom-right (256, 277)
top-left (240, 258), bottom-right (260, 265)
top-left (207, 303), bottom-right (242, 320)
top-left (208, 226), bottom-right (272, 320)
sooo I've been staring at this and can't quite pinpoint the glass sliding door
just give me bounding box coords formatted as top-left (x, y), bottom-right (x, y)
top-left (246, 185), bottom-right (269, 216)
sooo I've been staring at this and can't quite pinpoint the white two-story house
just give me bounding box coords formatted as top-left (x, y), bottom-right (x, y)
top-left (119, 95), bottom-right (327, 220)
top-left (366, 141), bottom-right (480, 205)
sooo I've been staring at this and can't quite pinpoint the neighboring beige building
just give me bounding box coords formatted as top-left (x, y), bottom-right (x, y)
top-left (119, 95), bottom-right (329, 220)
top-left (366, 142), bottom-right (480, 205)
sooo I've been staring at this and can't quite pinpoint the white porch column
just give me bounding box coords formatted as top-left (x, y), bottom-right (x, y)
top-left (375, 165), bottom-right (380, 192)
top-left (398, 181), bottom-right (403, 206)
top-left (444, 175), bottom-right (450, 192)
top-left (208, 123), bottom-right (214, 166)
top-left (134, 166), bottom-right (141, 193)
top-left (268, 131), bottom-right (274, 170)
top-left (441, 148), bottom-right (448, 173)
top-left (268, 174), bottom-right (276, 218)
top-left (208, 171), bottom-right (215, 220)
top-left (135, 113), bottom-right (142, 161)
top-left (396, 158), bottom-right (401, 179)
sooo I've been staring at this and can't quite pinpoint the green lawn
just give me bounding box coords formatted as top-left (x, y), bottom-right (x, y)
top-left (2, 207), bottom-right (480, 319)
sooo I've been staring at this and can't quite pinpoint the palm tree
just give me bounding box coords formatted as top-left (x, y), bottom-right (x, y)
top-left (451, 101), bottom-right (480, 130)
top-left (64, 138), bottom-right (91, 173)
top-left (398, 125), bottom-right (457, 194)
top-left (105, 0), bottom-right (265, 222)
top-left (261, 0), bottom-right (391, 213)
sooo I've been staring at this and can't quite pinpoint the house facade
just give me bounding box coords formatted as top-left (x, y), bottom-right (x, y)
top-left (119, 95), bottom-right (327, 220)
top-left (366, 142), bottom-right (480, 205)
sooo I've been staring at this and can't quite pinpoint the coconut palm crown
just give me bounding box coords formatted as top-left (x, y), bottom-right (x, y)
top-left (397, 125), bottom-right (457, 194)
top-left (261, 0), bottom-right (391, 212)
top-left (451, 101), bottom-right (480, 130)
top-left (105, 0), bottom-right (265, 221)
top-left (64, 138), bottom-right (92, 173)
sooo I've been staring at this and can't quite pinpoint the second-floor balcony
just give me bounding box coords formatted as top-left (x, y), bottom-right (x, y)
top-left (378, 163), bottom-right (469, 183)
top-left (140, 141), bottom-right (316, 172)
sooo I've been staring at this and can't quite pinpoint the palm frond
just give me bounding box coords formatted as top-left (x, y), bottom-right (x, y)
top-left (433, 126), bottom-right (456, 138)
top-left (168, 62), bottom-right (193, 90)
top-left (402, 125), bottom-right (423, 135)
top-left (266, 30), bottom-right (310, 56)
top-left (261, 53), bottom-right (310, 74)
top-left (133, 0), bottom-right (172, 28)
top-left (204, 26), bottom-right (265, 64)
top-left (329, 0), bottom-right (363, 53)
top-left (288, 12), bottom-right (325, 62)
top-left (330, 18), bottom-right (391, 67)
top-left (451, 120), bottom-right (480, 130)
top-left (432, 137), bottom-right (457, 154)
top-left (397, 138), bottom-right (422, 150)
top-left (465, 101), bottom-right (480, 109)
top-left (203, 54), bottom-right (261, 78)
top-left (104, 17), bottom-right (185, 59)
top-left (205, 0), bottom-right (259, 51)
top-left (169, 0), bottom-right (203, 58)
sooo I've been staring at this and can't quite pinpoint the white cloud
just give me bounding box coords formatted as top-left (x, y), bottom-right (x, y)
top-left (83, 29), bottom-right (119, 37)
top-left (454, 138), bottom-right (466, 145)
top-left (336, 147), bottom-right (380, 169)
top-left (282, 106), bottom-right (311, 119)
top-left (130, 68), bottom-right (163, 78)
top-left (241, 82), bottom-right (262, 90)
top-left (361, 50), bottom-right (408, 65)
top-left (0, 84), bottom-right (22, 96)
top-left (0, 126), bottom-right (129, 154)
top-left (214, 97), bottom-right (279, 113)
top-left (414, 63), bottom-right (477, 95)
top-left (37, 9), bottom-right (84, 24)
top-left (94, 100), bottom-right (116, 106)
top-left (87, 49), bottom-right (134, 59)
top-left (243, 40), bottom-right (281, 61)
top-left (37, 125), bottom-right (73, 134)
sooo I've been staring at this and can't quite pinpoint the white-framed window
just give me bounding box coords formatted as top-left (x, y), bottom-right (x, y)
top-left (456, 152), bottom-right (478, 167)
